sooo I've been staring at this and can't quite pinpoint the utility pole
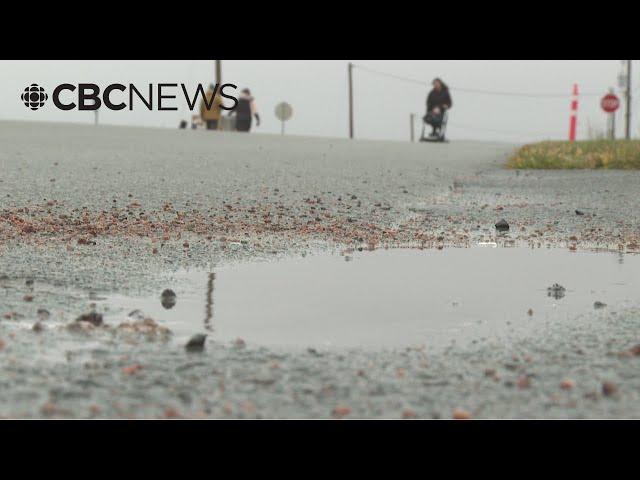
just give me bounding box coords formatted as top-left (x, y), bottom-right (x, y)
top-left (410, 114), bottom-right (415, 142)
top-left (215, 60), bottom-right (222, 85)
top-left (609, 87), bottom-right (616, 140)
top-left (348, 62), bottom-right (354, 139)
top-left (625, 60), bottom-right (632, 140)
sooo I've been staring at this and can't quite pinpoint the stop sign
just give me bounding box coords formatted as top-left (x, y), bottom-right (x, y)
top-left (601, 93), bottom-right (620, 113)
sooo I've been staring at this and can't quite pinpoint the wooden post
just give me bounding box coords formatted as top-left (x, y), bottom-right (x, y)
top-left (625, 60), bottom-right (632, 140)
top-left (348, 62), bottom-right (354, 139)
top-left (410, 114), bottom-right (415, 142)
top-left (215, 60), bottom-right (222, 85)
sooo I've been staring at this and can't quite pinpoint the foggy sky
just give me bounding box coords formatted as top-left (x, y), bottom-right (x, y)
top-left (1, 60), bottom-right (637, 143)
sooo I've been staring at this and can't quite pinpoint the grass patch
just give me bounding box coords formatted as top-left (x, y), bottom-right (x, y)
top-left (506, 139), bottom-right (640, 169)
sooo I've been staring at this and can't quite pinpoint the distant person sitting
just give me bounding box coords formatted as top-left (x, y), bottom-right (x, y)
top-left (424, 78), bottom-right (452, 138)
top-left (200, 84), bottom-right (224, 131)
top-left (229, 88), bottom-right (260, 132)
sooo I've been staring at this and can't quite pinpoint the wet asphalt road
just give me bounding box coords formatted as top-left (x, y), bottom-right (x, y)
top-left (1, 120), bottom-right (639, 419)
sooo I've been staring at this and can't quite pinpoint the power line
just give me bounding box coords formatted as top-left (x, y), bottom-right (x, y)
top-left (353, 64), bottom-right (603, 98)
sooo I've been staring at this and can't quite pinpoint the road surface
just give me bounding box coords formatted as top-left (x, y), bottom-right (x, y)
top-left (1, 120), bottom-right (639, 418)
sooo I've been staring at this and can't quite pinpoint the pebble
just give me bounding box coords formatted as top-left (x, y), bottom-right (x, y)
top-left (602, 381), bottom-right (618, 397)
top-left (122, 364), bottom-right (143, 375)
top-left (75, 312), bottom-right (103, 327)
top-left (40, 402), bottom-right (57, 416)
top-left (560, 379), bottom-right (575, 390)
top-left (495, 219), bottom-right (509, 232)
top-left (331, 405), bottom-right (351, 418)
top-left (164, 408), bottom-right (181, 419)
top-left (127, 309), bottom-right (146, 321)
top-left (452, 408), bottom-right (471, 419)
top-left (160, 289), bottom-right (177, 309)
top-left (402, 409), bottom-right (418, 419)
top-left (185, 334), bottom-right (207, 352)
top-left (547, 283), bottom-right (566, 299)
top-left (593, 301), bottom-right (607, 309)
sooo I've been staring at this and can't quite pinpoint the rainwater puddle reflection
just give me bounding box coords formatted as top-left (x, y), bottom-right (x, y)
top-left (101, 247), bottom-right (639, 350)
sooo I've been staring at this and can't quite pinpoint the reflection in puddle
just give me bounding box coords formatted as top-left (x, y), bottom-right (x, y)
top-left (97, 248), bottom-right (640, 350)
top-left (205, 273), bottom-right (214, 331)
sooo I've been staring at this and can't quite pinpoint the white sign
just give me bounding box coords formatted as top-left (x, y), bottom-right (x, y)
top-left (275, 102), bottom-right (293, 135)
top-left (275, 102), bottom-right (293, 121)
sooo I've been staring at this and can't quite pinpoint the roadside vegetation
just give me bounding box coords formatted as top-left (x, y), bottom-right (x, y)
top-left (506, 140), bottom-right (640, 169)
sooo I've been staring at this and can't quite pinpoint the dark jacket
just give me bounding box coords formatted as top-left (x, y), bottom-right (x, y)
top-left (235, 97), bottom-right (253, 119)
top-left (426, 88), bottom-right (452, 112)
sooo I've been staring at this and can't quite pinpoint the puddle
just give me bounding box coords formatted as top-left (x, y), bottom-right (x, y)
top-left (96, 247), bottom-right (639, 350)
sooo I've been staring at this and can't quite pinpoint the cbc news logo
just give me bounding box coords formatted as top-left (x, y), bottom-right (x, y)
top-left (18, 82), bottom-right (239, 112)
top-left (21, 84), bottom-right (48, 110)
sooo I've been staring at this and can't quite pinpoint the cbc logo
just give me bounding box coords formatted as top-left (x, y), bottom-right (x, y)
top-left (21, 84), bottom-right (48, 110)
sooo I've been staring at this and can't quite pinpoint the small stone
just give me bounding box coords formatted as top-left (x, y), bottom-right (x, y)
top-left (547, 283), bottom-right (566, 299)
top-left (402, 409), bottom-right (418, 419)
top-left (575, 210), bottom-right (585, 216)
top-left (122, 364), bottom-right (143, 375)
top-left (234, 337), bottom-right (246, 349)
top-left (185, 334), bottom-right (207, 352)
top-left (527, 308), bottom-right (534, 316)
top-left (240, 401), bottom-right (256, 415)
top-left (593, 301), bottom-right (607, 309)
top-left (495, 219), bottom-right (509, 232)
top-left (75, 312), bottom-right (103, 326)
top-left (452, 408), bottom-right (471, 419)
top-left (164, 408), bottom-right (181, 419)
top-left (629, 344), bottom-right (640, 356)
top-left (32, 321), bottom-right (45, 332)
top-left (37, 308), bottom-right (50, 320)
top-left (517, 376), bottom-right (531, 389)
top-left (331, 406), bottom-right (351, 418)
top-left (40, 402), bottom-right (58, 416)
top-left (23, 295), bottom-right (34, 302)
top-left (560, 379), bottom-right (575, 390)
top-left (127, 309), bottom-right (145, 321)
top-left (602, 381), bottom-right (618, 397)
top-left (161, 289), bottom-right (177, 309)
